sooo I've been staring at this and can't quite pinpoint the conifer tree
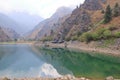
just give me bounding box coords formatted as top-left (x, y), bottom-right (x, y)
top-left (104, 5), bottom-right (112, 23)
top-left (113, 3), bottom-right (120, 17)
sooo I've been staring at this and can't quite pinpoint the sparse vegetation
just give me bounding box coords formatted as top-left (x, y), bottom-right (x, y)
top-left (79, 32), bottom-right (92, 43)
top-left (103, 29), bottom-right (112, 39)
top-left (41, 36), bottom-right (53, 41)
top-left (79, 27), bottom-right (120, 43)
top-left (114, 32), bottom-right (120, 38)
top-left (71, 35), bottom-right (78, 41)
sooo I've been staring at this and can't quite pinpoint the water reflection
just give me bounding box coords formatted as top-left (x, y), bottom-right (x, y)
top-left (34, 47), bottom-right (120, 79)
top-left (0, 45), bottom-right (62, 78)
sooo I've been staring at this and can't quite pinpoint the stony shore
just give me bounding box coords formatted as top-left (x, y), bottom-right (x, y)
top-left (0, 75), bottom-right (90, 80)
top-left (34, 41), bottom-right (120, 57)
top-left (0, 75), bottom-right (116, 80)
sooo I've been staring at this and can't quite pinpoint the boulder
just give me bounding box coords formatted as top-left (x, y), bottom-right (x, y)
top-left (106, 76), bottom-right (114, 80)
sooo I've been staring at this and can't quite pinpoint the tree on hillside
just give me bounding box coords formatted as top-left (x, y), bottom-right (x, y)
top-left (50, 29), bottom-right (54, 36)
top-left (113, 3), bottom-right (120, 17)
top-left (104, 5), bottom-right (112, 23)
top-left (101, 10), bottom-right (105, 14)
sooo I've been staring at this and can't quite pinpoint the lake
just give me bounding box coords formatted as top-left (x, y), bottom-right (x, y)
top-left (0, 44), bottom-right (120, 79)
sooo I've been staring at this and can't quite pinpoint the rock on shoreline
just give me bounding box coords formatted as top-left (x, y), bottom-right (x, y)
top-left (0, 75), bottom-right (90, 80)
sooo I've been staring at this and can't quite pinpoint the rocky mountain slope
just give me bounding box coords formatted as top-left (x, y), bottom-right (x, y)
top-left (27, 7), bottom-right (72, 40)
top-left (9, 12), bottom-right (44, 34)
top-left (0, 13), bottom-right (22, 34)
top-left (2, 27), bottom-right (20, 40)
top-left (0, 27), bottom-right (11, 42)
top-left (0, 13), bottom-right (20, 41)
top-left (53, 0), bottom-right (120, 42)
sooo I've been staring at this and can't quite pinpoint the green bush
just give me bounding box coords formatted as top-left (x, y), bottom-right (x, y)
top-left (91, 32), bottom-right (100, 40)
top-left (114, 32), bottom-right (120, 38)
top-left (103, 29), bottom-right (112, 39)
top-left (71, 35), bottom-right (78, 41)
top-left (79, 32), bottom-right (93, 42)
top-left (79, 27), bottom-right (119, 42)
top-left (42, 36), bottom-right (53, 41)
top-left (65, 37), bottom-right (71, 41)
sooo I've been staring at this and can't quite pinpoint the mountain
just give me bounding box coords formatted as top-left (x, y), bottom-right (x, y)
top-left (0, 26), bottom-right (19, 42)
top-left (51, 7), bottom-right (73, 19)
top-left (54, 0), bottom-right (120, 42)
top-left (27, 7), bottom-right (72, 40)
top-left (8, 12), bottom-right (44, 34)
top-left (0, 27), bottom-right (11, 42)
top-left (0, 13), bottom-right (23, 34)
top-left (2, 27), bottom-right (20, 40)
top-left (0, 13), bottom-right (20, 41)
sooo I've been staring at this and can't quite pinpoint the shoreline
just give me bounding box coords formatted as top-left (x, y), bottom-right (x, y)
top-left (0, 75), bottom-right (90, 80)
top-left (0, 41), bottom-right (120, 56)
top-left (34, 41), bottom-right (120, 57)
top-left (0, 41), bottom-right (35, 45)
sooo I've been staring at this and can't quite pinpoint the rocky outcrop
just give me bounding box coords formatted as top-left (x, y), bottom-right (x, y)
top-left (0, 27), bottom-right (11, 42)
top-left (27, 7), bottom-right (72, 40)
top-left (81, 0), bottom-right (106, 11)
top-left (105, 76), bottom-right (114, 80)
top-left (55, 0), bottom-right (108, 40)
top-left (60, 9), bottom-right (91, 39)
top-left (2, 27), bottom-right (20, 40)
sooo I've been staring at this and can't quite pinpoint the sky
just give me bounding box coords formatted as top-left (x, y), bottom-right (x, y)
top-left (0, 0), bottom-right (85, 18)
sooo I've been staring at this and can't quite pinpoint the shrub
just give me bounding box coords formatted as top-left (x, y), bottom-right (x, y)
top-left (103, 29), bottom-right (112, 39)
top-left (80, 32), bottom-right (93, 42)
top-left (91, 32), bottom-right (99, 40)
top-left (114, 32), bottom-right (120, 38)
top-left (65, 37), bottom-right (71, 41)
top-left (96, 28), bottom-right (106, 39)
top-left (108, 26), bottom-right (117, 31)
top-left (42, 36), bottom-right (53, 41)
top-left (71, 35), bottom-right (78, 41)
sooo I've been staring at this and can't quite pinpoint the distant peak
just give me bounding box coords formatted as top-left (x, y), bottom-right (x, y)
top-left (56, 7), bottom-right (72, 12)
top-left (51, 6), bottom-right (72, 19)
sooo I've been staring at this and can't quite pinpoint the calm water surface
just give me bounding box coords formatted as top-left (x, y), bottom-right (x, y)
top-left (0, 44), bottom-right (120, 79)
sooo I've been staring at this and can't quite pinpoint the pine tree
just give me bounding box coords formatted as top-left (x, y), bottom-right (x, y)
top-left (113, 3), bottom-right (120, 17)
top-left (104, 5), bottom-right (112, 23)
top-left (101, 10), bottom-right (105, 14)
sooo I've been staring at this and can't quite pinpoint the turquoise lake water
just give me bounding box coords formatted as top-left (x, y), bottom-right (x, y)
top-left (0, 44), bottom-right (120, 80)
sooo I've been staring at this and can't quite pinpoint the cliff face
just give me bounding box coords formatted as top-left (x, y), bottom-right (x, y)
top-left (81, 0), bottom-right (106, 10)
top-left (60, 10), bottom-right (91, 39)
top-left (56, 0), bottom-right (120, 40)
top-left (58, 0), bottom-right (106, 39)
top-left (27, 7), bottom-right (72, 40)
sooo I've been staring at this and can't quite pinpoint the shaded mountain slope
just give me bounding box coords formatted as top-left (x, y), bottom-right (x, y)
top-left (27, 7), bottom-right (72, 40)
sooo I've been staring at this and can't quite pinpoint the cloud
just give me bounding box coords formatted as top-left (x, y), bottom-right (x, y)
top-left (0, 0), bottom-right (84, 18)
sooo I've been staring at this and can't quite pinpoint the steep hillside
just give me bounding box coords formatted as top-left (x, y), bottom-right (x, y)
top-left (9, 12), bottom-right (44, 34)
top-left (55, 0), bottom-right (120, 42)
top-left (0, 13), bottom-right (22, 34)
top-left (2, 27), bottom-right (20, 40)
top-left (0, 27), bottom-right (11, 42)
top-left (27, 7), bottom-right (72, 40)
